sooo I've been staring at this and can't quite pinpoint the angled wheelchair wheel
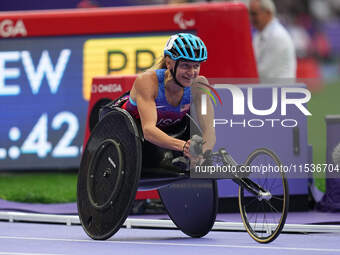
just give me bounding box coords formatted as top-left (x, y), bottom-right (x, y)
top-left (238, 148), bottom-right (289, 243)
top-left (77, 108), bottom-right (142, 240)
top-left (159, 179), bottom-right (218, 238)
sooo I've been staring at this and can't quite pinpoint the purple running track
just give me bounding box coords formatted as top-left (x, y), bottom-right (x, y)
top-left (0, 221), bottom-right (340, 255)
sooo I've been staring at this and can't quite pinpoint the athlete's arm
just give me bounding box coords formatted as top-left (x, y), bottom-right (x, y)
top-left (192, 76), bottom-right (216, 152)
top-left (133, 71), bottom-right (189, 155)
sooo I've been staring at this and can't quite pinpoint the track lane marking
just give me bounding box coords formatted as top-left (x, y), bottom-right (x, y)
top-left (0, 252), bottom-right (65, 255)
top-left (0, 235), bottom-right (339, 253)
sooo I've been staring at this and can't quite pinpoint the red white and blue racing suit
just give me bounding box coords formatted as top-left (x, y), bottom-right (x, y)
top-left (120, 69), bottom-right (191, 130)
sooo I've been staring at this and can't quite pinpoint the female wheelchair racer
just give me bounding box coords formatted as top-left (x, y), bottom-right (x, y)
top-left (77, 33), bottom-right (289, 244)
top-left (115, 33), bottom-right (215, 158)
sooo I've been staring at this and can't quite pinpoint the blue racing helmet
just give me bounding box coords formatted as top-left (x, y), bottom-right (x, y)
top-left (164, 33), bottom-right (208, 62)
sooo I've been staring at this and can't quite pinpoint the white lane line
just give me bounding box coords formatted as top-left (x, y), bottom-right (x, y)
top-left (0, 252), bottom-right (65, 255)
top-left (0, 236), bottom-right (339, 253)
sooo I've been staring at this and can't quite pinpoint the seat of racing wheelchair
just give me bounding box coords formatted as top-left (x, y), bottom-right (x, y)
top-left (77, 105), bottom-right (218, 240)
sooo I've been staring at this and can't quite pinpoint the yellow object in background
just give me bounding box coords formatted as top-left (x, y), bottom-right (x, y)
top-left (82, 35), bottom-right (169, 101)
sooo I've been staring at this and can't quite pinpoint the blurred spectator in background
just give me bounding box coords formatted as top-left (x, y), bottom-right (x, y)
top-left (249, 0), bottom-right (296, 83)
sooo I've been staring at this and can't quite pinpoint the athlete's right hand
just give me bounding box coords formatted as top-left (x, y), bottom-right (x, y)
top-left (189, 135), bottom-right (204, 157)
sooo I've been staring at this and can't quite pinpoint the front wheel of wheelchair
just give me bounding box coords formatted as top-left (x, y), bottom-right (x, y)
top-left (238, 148), bottom-right (289, 243)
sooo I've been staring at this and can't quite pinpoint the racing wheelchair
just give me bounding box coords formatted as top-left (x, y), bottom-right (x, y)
top-left (77, 105), bottom-right (289, 243)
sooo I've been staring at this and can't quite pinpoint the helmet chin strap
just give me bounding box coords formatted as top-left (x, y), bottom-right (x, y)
top-left (170, 61), bottom-right (185, 89)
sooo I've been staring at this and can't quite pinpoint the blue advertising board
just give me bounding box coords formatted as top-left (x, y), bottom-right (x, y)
top-left (0, 36), bottom-right (88, 170)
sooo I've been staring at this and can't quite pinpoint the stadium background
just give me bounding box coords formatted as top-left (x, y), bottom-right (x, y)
top-left (0, 0), bottom-right (339, 212)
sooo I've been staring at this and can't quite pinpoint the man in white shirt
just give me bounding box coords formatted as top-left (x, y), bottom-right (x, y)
top-left (249, 0), bottom-right (296, 82)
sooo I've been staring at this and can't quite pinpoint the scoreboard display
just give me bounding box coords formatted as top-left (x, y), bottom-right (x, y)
top-left (0, 2), bottom-right (257, 170)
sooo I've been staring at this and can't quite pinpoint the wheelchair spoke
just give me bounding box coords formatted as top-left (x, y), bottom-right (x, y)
top-left (271, 195), bottom-right (284, 201)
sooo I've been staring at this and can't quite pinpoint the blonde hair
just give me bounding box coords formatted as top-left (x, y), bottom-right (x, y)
top-left (152, 56), bottom-right (167, 70)
top-left (144, 56), bottom-right (173, 84)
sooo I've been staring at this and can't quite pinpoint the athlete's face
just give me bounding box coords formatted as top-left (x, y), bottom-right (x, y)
top-left (172, 60), bottom-right (201, 86)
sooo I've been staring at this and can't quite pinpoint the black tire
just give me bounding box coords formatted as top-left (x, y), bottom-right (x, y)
top-left (77, 109), bottom-right (142, 240)
top-left (238, 148), bottom-right (289, 243)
